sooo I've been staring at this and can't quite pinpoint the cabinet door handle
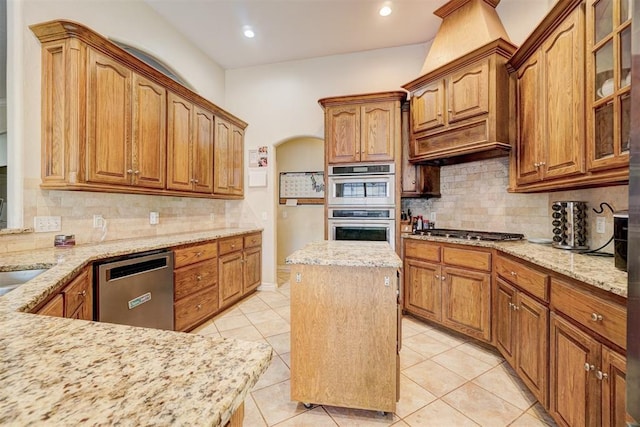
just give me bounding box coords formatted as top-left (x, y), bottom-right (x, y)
top-left (78, 290), bottom-right (86, 297)
top-left (447, 109), bottom-right (452, 113)
top-left (591, 313), bottom-right (603, 322)
top-left (194, 179), bottom-right (199, 184)
top-left (534, 162), bottom-right (540, 167)
top-left (540, 161), bottom-right (546, 166)
top-left (596, 370), bottom-right (609, 381)
top-left (127, 169), bottom-right (133, 174)
top-left (434, 275), bottom-right (440, 280)
top-left (508, 302), bottom-right (513, 309)
top-left (437, 112), bottom-right (442, 117)
top-left (134, 170), bottom-right (140, 175)
top-left (584, 363), bottom-right (595, 372)
top-left (513, 304), bottom-right (519, 311)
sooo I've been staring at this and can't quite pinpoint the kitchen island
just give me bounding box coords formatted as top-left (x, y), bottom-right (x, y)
top-left (286, 240), bottom-right (402, 413)
top-left (0, 228), bottom-right (272, 426)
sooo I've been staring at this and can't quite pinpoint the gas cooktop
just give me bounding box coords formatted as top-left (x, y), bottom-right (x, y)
top-left (412, 228), bottom-right (525, 241)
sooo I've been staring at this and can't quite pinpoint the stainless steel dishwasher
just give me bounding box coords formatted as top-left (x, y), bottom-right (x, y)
top-left (95, 250), bottom-right (174, 330)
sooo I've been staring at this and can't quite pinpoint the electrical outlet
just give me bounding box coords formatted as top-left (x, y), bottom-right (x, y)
top-left (282, 211), bottom-right (288, 218)
top-left (210, 213), bottom-right (215, 222)
top-left (596, 216), bottom-right (606, 234)
top-left (93, 214), bottom-right (105, 229)
top-left (261, 212), bottom-right (268, 221)
top-left (149, 212), bottom-right (159, 225)
top-left (430, 212), bottom-right (437, 222)
top-left (33, 216), bottom-right (61, 233)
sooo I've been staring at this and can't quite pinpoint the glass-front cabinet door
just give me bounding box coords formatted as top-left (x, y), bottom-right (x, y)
top-left (587, 0), bottom-right (631, 171)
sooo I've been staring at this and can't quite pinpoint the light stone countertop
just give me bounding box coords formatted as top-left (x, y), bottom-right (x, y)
top-left (0, 227), bottom-right (272, 426)
top-left (404, 234), bottom-right (628, 298)
top-left (285, 240), bottom-right (402, 268)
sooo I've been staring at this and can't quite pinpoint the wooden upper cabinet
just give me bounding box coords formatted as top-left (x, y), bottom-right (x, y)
top-left (320, 92), bottom-right (405, 165)
top-left (132, 74), bottom-right (166, 189)
top-left (326, 106), bottom-right (360, 164)
top-left (167, 92), bottom-right (194, 192)
top-left (360, 102), bottom-right (396, 162)
top-left (411, 81), bottom-right (445, 133)
top-left (508, 0), bottom-right (628, 192)
top-left (586, 0), bottom-right (631, 172)
top-left (214, 117), bottom-right (244, 196)
top-left (403, 41), bottom-right (515, 165)
top-left (167, 94), bottom-right (214, 194)
top-left (540, 8), bottom-right (585, 181)
top-left (86, 48), bottom-right (132, 186)
top-left (515, 53), bottom-right (544, 185)
top-left (447, 59), bottom-right (489, 124)
top-left (192, 106), bottom-right (214, 193)
top-left (31, 20), bottom-right (247, 199)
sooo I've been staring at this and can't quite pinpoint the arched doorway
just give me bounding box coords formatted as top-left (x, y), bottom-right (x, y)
top-left (275, 136), bottom-right (324, 280)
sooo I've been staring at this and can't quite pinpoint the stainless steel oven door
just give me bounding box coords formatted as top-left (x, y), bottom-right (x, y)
top-left (327, 174), bottom-right (395, 206)
top-left (328, 219), bottom-right (395, 250)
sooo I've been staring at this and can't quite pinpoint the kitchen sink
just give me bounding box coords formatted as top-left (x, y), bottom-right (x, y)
top-left (0, 269), bottom-right (48, 297)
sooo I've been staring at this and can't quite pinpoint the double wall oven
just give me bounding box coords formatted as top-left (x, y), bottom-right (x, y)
top-left (327, 163), bottom-right (396, 249)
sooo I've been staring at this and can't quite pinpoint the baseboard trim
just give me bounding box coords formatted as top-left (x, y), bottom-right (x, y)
top-left (257, 282), bottom-right (278, 291)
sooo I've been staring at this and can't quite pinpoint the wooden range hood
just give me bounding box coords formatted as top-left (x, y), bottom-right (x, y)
top-left (421, 0), bottom-right (512, 75)
top-left (403, 0), bottom-right (516, 166)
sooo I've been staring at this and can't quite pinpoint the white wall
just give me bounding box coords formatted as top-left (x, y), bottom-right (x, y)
top-left (276, 137), bottom-right (324, 265)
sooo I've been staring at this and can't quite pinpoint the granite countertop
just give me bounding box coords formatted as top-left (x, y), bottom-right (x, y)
top-left (404, 234), bottom-right (628, 298)
top-left (0, 227), bottom-right (272, 425)
top-left (285, 240), bottom-right (402, 268)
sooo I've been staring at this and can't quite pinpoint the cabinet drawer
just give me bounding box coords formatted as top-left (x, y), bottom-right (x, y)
top-left (62, 269), bottom-right (91, 317)
top-left (174, 285), bottom-right (219, 332)
top-left (495, 255), bottom-right (549, 302)
top-left (244, 233), bottom-right (262, 249)
top-left (404, 240), bottom-right (441, 262)
top-left (550, 278), bottom-right (626, 349)
top-left (219, 237), bottom-right (243, 255)
top-left (443, 247), bottom-right (491, 272)
top-left (174, 242), bottom-right (217, 268)
top-left (174, 260), bottom-right (217, 300)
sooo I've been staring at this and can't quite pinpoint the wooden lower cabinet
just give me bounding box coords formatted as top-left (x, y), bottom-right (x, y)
top-left (173, 241), bottom-right (219, 332)
top-left (550, 313), bottom-right (629, 427)
top-left (403, 240), bottom-right (492, 342)
top-left (494, 278), bottom-right (549, 406)
top-left (219, 233), bottom-right (262, 308)
top-left (33, 267), bottom-right (93, 320)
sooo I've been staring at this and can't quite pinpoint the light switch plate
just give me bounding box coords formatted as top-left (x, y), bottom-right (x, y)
top-left (596, 217), bottom-right (606, 234)
top-left (149, 212), bottom-right (159, 225)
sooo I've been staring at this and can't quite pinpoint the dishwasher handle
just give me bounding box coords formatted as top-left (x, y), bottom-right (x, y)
top-left (100, 251), bottom-right (173, 282)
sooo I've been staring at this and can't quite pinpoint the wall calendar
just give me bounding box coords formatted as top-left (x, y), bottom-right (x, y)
top-left (279, 172), bottom-right (325, 205)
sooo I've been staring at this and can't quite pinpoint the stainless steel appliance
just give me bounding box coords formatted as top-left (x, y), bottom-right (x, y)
top-left (551, 201), bottom-right (589, 250)
top-left (95, 250), bottom-right (174, 330)
top-left (628, 2), bottom-right (640, 418)
top-left (328, 207), bottom-right (395, 249)
top-left (327, 163), bottom-right (395, 207)
top-left (412, 228), bottom-right (524, 241)
top-left (614, 210), bottom-right (628, 271)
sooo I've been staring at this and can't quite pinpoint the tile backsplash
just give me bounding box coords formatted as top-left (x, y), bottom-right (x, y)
top-left (402, 157), bottom-right (628, 253)
top-left (0, 179), bottom-right (258, 254)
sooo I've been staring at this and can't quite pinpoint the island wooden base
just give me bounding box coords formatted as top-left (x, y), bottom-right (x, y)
top-left (290, 264), bottom-right (400, 413)
top-left (225, 402), bottom-right (244, 427)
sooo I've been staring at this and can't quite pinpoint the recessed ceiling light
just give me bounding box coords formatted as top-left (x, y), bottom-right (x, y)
top-left (243, 27), bottom-right (255, 38)
top-left (379, 5), bottom-right (392, 16)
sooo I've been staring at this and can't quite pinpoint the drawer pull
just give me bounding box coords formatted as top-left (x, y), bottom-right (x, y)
top-left (511, 271), bottom-right (517, 276)
top-left (231, 244), bottom-right (236, 249)
top-left (79, 290), bottom-right (86, 297)
top-left (196, 304), bottom-right (202, 310)
top-left (513, 304), bottom-right (519, 311)
top-left (196, 252), bottom-right (202, 257)
top-left (590, 313), bottom-right (603, 322)
top-left (584, 363), bottom-right (595, 372)
top-left (596, 370), bottom-right (609, 381)
top-left (508, 302), bottom-right (514, 309)
top-left (196, 275), bottom-right (202, 281)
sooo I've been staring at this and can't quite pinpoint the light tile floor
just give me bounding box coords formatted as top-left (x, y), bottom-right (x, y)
top-left (192, 271), bottom-right (558, 427)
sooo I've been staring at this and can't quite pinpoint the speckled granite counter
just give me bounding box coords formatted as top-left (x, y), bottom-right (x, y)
top-left (404, 234), bottom-right (628, 298)
top-left (0, 227), bottom-right (272, 425)
top-left (285, 240), bottom-right (402, 268)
